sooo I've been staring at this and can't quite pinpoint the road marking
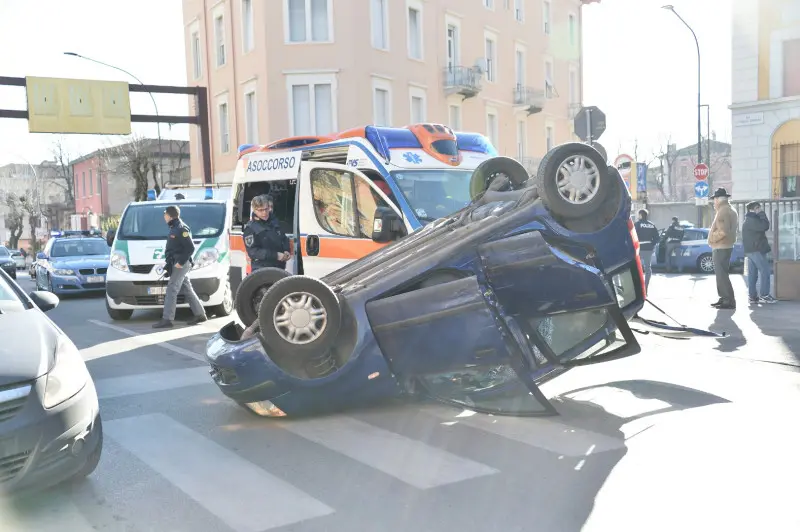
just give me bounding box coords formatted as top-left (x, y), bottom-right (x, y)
top-left (278, 416), bottom-right (498, 489)
top-left (421, 405), bottom-right (625, 457)
top-left (94, 367), bottom-right (214, 399)
top-left (0, 493), bottom-right (93, 531)
top-left (105, 413), bottom-right (334, 532)
top-left (85, 319), bottom-right (212, 362)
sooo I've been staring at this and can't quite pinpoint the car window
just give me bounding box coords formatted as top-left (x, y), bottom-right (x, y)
top-left (353, 176), bottom-right (391, 238)
top-left (0, 247), bottom-right (9, 257)
top-left (50, 239), bottom-right (110, 258)
top-left (683, 229), bottom-right (704, 241)
top-left (310, 168), bottom-right (358, 237)
top-left (118, 203), bottom-right (226, 240)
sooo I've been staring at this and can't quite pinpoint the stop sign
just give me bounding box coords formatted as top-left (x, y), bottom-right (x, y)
top-left (694, 163), bottom-right (709, 180)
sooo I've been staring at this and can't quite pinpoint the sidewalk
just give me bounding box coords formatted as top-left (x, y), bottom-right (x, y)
top-left (641, 271), bottom-right (800, 368)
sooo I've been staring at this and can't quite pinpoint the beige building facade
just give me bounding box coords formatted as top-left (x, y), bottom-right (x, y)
top-left (182, 0), bottom-right (589, 183)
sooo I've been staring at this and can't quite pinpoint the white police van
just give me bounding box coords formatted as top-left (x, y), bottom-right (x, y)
top-left (104, 189), bottom-right (233, 320)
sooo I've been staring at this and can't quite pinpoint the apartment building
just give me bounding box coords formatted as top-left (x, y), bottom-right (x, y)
top-left (182, 0), bottom-right (590, 183)
top-left (730, 0), bottom-right (800, 199)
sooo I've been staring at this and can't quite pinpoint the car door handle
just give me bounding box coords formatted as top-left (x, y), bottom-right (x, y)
top-left (306, 235), bottom-right (320, 257)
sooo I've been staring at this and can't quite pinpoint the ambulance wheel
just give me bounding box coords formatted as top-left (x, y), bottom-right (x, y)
top-left (258, 276), bottom-right (342, 360)
top-left (209, 281), bottom-right (234, 317)
top-left (105, 299), bottom-right (133, 321)
top-left (557, 165), bottom-right (625, 233)
top-left (235, 268), bottom-right (291, 327)
top-left (469, 156), bottom-right (530, 199)
top-left (536, 142), bottom-right (610, 219)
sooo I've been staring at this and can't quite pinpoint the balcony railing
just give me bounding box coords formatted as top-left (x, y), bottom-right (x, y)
top-left (513, 86), bottom-right (546, 115)
top-left (442, 66), bottom-right (482, 99)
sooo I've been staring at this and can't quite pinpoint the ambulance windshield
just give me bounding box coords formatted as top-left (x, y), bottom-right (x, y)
top-left (117, 203), bottom-right (227, 240)
top-left (391, 169), bottom-right (473, 222)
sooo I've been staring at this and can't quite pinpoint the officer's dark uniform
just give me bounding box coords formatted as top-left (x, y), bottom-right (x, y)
top-left (664, 221), bottom-right (684, 272)
top-left (243, 214), bottom-right (290, 271)
top-left (634, 218), bottom-right (659, 291)
top-left (160, 218), bottom-right (206, 323)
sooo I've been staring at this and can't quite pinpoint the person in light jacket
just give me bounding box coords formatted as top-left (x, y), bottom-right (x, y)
top-left (742, 201), bottom-right (776, 304)
top-left (707, 188), bottom-right (739, 309)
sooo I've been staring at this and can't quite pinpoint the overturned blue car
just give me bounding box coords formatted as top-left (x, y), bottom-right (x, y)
top-left (206, 142), bottom-right (712, 418)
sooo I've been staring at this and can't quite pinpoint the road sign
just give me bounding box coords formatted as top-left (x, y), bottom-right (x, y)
top-left (693, 163), bottom-right (709, 181)
top-left (574, 106), bottom-right (606, 143)
top-left (694, 180), bottom-right (709, 198)
top-left (25, 76), bottom-right (131, 135)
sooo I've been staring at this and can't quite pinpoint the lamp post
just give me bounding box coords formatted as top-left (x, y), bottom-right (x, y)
top-left (63, 52), bottom-right (164, 186)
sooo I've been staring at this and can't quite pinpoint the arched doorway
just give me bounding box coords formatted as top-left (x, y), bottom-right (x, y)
top-left (772, 119), bottom-right (800, 198)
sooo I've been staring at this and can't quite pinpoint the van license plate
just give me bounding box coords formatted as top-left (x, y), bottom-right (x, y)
top-left (148, 286), bottom-right (167, 296)
top-left (86, 275), bottom-right (104, 284)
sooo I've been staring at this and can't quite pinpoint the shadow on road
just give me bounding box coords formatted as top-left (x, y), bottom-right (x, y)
top-left (710, 309), bottom-right (746, 353)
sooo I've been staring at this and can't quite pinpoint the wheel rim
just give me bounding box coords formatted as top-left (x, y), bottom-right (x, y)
top-left (222, 283), bottom-right (233, 313)
top-left (700, 256), bottom-right (714, 272)
top-left (272, 291), bottom-right (328, 345)
top-left (556, 155), bottom-right (600, 205)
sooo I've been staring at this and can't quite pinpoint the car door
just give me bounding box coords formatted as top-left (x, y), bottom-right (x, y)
top-left (297, 162), bottom-right (409, 278)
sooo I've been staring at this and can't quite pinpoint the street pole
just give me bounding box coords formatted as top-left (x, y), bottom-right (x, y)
top-left (63, 52), bottom-right (164, 187)
top-left (700, 103), bottom-right (711, 184)
top-left (662, 5), bottom-right (703, 225)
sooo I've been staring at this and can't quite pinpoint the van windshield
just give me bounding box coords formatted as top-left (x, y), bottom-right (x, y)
top-left (118, 203), bottom-right (226, 240)
top-left (390, 169), bottom-right (473, 222)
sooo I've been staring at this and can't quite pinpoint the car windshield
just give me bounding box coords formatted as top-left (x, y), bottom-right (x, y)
top-left (391, 169), bottom-right (474, 222)
top-left (0, 247), bottom-right (9, 257)
top-left (50, 239), bottom-right (111, 258)
top-left (117, 203), bottom-right (226, 240)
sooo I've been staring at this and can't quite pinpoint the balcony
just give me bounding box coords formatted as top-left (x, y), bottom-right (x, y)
top-left (442, 66), bottom-right (482, 99)
top-left (513, 86), bottom-right (546, 115)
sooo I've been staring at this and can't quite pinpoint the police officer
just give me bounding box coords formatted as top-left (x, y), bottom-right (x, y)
top-left (634, 209), bottom-right (659, 292)
top-left (244, 194), bottom-right (291, 271)
top-left (152, 205), bottom-right (208, 329)
top-left (664, 216), bottom-right (684, 273)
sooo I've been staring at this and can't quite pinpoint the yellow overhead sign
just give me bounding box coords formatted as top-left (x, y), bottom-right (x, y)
top-left (25, 76), bottom-right (131, 135)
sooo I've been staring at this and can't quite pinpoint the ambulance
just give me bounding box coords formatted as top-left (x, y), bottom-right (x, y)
top-left (228, 123), bottom-right (502, 297)
top-left (104, 197), bottom-right (234, 320)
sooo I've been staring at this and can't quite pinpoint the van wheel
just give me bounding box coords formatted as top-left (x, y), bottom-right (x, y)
top-left (469, 156), bottom-right (530, 199)
top-left (258, 276), bottom-right (342, 359)
top-left (557, 165), bottom-right (624, 233)
top-left (536, 142), bottom-right (610, 219)
top-left (106, 299), bottom-right (133, 320)
top-left (235, 268), bottom-right (291, 327)
top-left (209, 281), bottom-right (234, 317)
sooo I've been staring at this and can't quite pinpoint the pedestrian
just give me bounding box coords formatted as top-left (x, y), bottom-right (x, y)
top-left (152, 205), bottom-right (208, 329)
top-left (742, 201), bottom-right (776, 304)
top-left (243, 194), bottom-right (291, 272)
top-left (707, 188), bottom-right (739, 309)
top-left (664, 216), bottom-right (684, 273)
top-left (634, 209), bottom-right (659, 293)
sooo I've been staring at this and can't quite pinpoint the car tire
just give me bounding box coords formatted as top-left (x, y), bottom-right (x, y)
top-left (557, 165), bottom-right (625, 233)
top-left (209, 280), bottom-right (234, 317)
top-left (258, 275), bottom-right (342, 360)
top-left (535, 142), bottom-right (610, 220)
top-left (106, 299), bottom-right (133, 320)
top-left (697, 253), bottom-right (715, 274)
top-left (469, 156), bottom-right (530, 199)
top-left (47, 274), bottom-right (54, 293)
top-left (69, 416), bottom-right (103, 482)
top-left (235, 267), bottom-right (292, 327)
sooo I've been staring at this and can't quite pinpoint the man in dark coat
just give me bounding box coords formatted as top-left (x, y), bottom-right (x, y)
top-left (243, 194), bottom-right (291, 271)
top-left (742, 201), bottom-right (776, 304)
top-left (664, 217), bottom-right (684, 273)
top-left (634, 209), bottom-right (659, 293)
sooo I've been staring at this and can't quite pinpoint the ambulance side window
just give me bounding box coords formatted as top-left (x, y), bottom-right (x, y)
top-left (353, 176), bottom-right (392, 238)
top-left (310, 169), bottom-right (358, 237)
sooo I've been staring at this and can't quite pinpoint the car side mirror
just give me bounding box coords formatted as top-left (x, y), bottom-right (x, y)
top-left (372, 206), bottom-right (403, 243)
top-left (106, 228), bottom-right (116, 247)
top-left (29, 290), bottom-right (59, 312)
top-left (36, 252), bottom-right (47, 260)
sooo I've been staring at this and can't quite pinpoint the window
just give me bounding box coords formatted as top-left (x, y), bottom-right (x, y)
top-left (82, 172), bottom-right (86, 198)
top-left (214, 13), bottom-right (226, 67)
top-left (218, 100), bottom-right (230, 154)
top-left (568, 14), bottom-right (577, 47)
top-left (191, 29), bottom-right (202, 79)
top-left (409, 87), bottom-right (426, 123)
top-left (449, 104), bottom-right (462, 130)
top-left (543, 1), bottom-right (551, 35)
top-left (545, 59), bottom-right (554, 97)
top-left (484, 0), bottom-right (494, 9)
top-left (371, 0), bottom-right (389, 50)
top-left (486, 109), bottom-right (499, 147)
top-left (407, 4), bottom-right (423, 60)
top-left (118, 203), bottom-right (226, 240)
top-left (545, 125), bottom-right (554, 151)
top-left (569, 68), bottom-right (578, 103)
top-left (97, 172), bottom-right (102, 199)
top-left (242, 0), bottom-right (255, 52)
top-left (514, 0), bottom-right (524, 21)
top-left (310, 169), bottom-right (357, 236)
top-left (354, 176), bottom-right (391, 237)
top-left (287, 0), bottom-right (331, 43)
top-left (373, 80), bottom-right (391, 126)
top-left (515, 47), bottom-right (526, 87)
top-left (784, 39), bottom-right (800, 97)
top-left (49, 239), bottom-right (110, 258)
top-left (244, 87), bottom-right (258, 144)
top-left (485, 34), bottom-right (497, 82)
top-left (517, 121), bottom-right (526, 159)
top-left (446, 22), bottom-right (460, 70)
top-left (89, 169), bottom-right (93, 196)
top-left (289, 76), bottom-right (335, 136)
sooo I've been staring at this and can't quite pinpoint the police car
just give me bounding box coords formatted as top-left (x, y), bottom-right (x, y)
top-left (33, 230), bottom-right (111, 295)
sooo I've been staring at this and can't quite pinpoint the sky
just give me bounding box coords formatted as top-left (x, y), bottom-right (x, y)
top-left (0, 0), bottom-right (732, 167)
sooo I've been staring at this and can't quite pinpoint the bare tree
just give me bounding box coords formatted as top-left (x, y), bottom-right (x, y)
top-left (684, 134), bottom-right (731, 191)
top-left (4, 193), bottom-right (26, 250)
top-left (20, 194), bottom-right (43, 253)
top-left (101, 135), bottom-right (161, 201)
top-left (654, 135), bottom-right (680, 201)
top-left (51, 137), bottom-right (75, 205)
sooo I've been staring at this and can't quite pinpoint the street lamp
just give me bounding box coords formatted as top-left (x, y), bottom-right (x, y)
top-left (63, 52), bottom-right (164, 185)
top-left (661, 5), bottom-right (702, 168)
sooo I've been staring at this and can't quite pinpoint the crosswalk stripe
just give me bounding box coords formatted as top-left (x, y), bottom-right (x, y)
top-left (420, 405), bottom-right (625, 457)
top-left (86, 319), bottom-right (210, 362)
top-left (277, 416), bottom-right (498, 489)
top-left (105, 413), bottom-right (334, 532)
top-left (94, 367), bottom-right (213, 399)
top-left (0, 492), bottom-right (93, 531)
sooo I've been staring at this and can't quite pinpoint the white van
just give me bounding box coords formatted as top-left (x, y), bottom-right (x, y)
top-left (104, 198), bottom-right (233, 320)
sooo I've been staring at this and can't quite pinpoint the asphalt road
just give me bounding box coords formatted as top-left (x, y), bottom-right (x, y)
top-left (3, 272), bottom-right (800, 532)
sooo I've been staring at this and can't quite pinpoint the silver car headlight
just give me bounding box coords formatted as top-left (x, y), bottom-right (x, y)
top-left (53, 268), bottom-right (75, 275)
top-left (44, 334), bottom-right (90, 409)
top-left (192, 248), bottom-right (219, 270)
top-left (110, 250), bottom-right (129, 272)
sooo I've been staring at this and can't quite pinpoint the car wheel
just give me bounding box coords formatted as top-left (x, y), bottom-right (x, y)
top-left (697, 253), bottom-right (715, 274)
top-left (69, 416), bottom-right (103, 482)
top-left (557, 165), bottom-right (625, 233)
top-left (234, 267), bottom-right (292, 327)
top-left (258, 275), bottom-right (342, 361)
top-left (535, 142), bottom-right (610, 220)
top-left (209, 280), bottom-right (234, 317)
top-left (106, 299), bottom-right (133, 320)
top-left (469, 156), bottom-right (530, 199)
top-left (47, 274), bottom-right (54, 293)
